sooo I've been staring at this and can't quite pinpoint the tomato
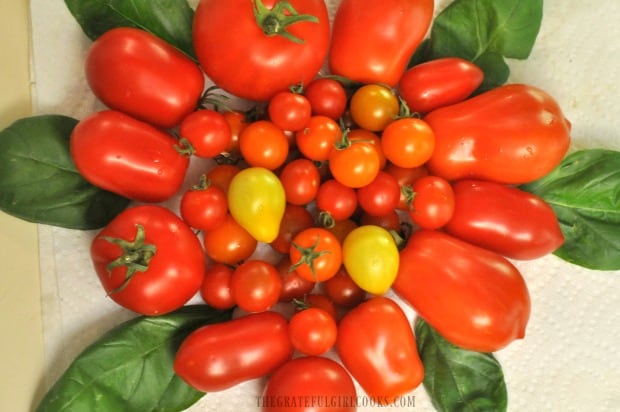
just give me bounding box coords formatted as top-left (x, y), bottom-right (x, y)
top-left (323, 267), bottom-right (366, 308)
top-left (70, 110), bottom-right (189, 203)
top-left (290, 227), bottom-right (343, 282)
top-left (348, 128), bottom-right (386, 170)
top-left (206, 163), bottom-right (241, 193)
top-left (228, 167), bottom-right (286, 243)
top-left (91, 205), bottom-right (204, 315)
top-left (276, 256), bottom-right (315, 302)
top-left (295, 293), bottom-right (338, 322)
top-left (203, 213), bottom-right (258, 265)
top-left (222, 110), bottom-right (249, 156)
top-left (271, 204), bottom-right (315, 255)
top-left (398, 57), bottom-right (484, 114)
top-left (329, 139), bottom-right (381, 189)
top-left (348, 84), bottom-right (399, 132)
top-left (384, 163), bottom-right (428, 210)
top-left (279, 158), bottom-right (320, 205)
top-left (193, 0), bottom-right (330, 101)
top-left (231, 260), bottom-right (282, 313)
top-left (174, 311), bottom-right (293, 392)
top-left (342, 225), bottom-right (399, 295)
top-left (261, 356), bottom-right (357, 412)
top-left (424, 84), bottom-right (572, 184)
top-left (357, 171), bottom-right (401, 217)
top-left (329, 0), bottom-right (434, 86)
top-left (337, 297), bottom-right (424, 404)
top-left (268, 91), bottom-right (312, 132)
top-left (288, 307), bottom-right (337, 355)
top-left (325, 218), bottom-right (358, 245)
top-left (180, 175), bottom-right (228, 231)
top-left (445, 179), bottom-right (564, 260)
top-left (85, 27), bottom-right (204, 129)
top-left (179, 109), bottom-right (231, 158)
top-left (392, 230), bottom-right (531, 352)
top-left (359, 209), bottom-right (402, 233)
top-left (303, 77), bottom-right (348, 120)
top-left (380, 117), bottom-right (435, 168)
top-left (239, 120), bottom-right (289, 170)
top-left (295, 115), bottom-right (342, 161)
top-left (200, 263), bottom-right (235, 310)
top-left (408, 175), bottom-right (455, 230)
top-left (316, 179), bottom-right (358, 226)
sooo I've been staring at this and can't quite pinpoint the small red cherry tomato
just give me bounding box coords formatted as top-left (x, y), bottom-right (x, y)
top-left (288, 307), bottom-right (338, 355)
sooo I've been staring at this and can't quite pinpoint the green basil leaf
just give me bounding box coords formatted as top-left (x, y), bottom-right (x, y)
top-left (415, 318), bottom-right (508, 412)
top-left (521, 149), bottom-right (620, 270)
top-left (412, 0), bottom-right (543, 92)
top-left (36, 305), bottom-right (233, 412)
top-left (64, 0), bottom-right (196, 59)
top-left (0, 115), bottom-right (129, 230)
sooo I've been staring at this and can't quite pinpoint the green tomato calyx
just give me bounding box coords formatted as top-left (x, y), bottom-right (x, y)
top-left (253, 0), bottom-right (318, 44)
top-left (290, 236), bottom-right (330, 281)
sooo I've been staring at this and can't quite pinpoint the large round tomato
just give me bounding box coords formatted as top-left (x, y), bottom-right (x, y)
top-left (193, 0), bottom-right (330, 101)
top-left (174, 311), bottom-right (293, 392)
top-left (70, 110), bottom-right (189, 203)
top-left (329, 0), bottom-right (434, 86)
top-left (392, 230), bottom-right (531, 352)
top-left (85, 27), bottom-right (204, 129)
top-left (91, 205), bottom-right (204, 315)
top-left (424, 84), bottom-right (572, 184)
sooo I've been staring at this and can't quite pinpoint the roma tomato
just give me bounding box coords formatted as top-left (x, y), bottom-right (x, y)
top-left (193, 0), bottom-right (330, 101)
top-left (261, 356), bottom-right (357, 412)
top-left (408, 175), bottom-right (455, 230)
top-left (329, 0), bottom-right (434, 86)
top-left (349, 84), bottom-right (399, 132)
top-left (303, 77), bottom-right (348, 120)
top-left (179, 109), bottom-right (231, 158)
top-left (380, 117), bottom-right (435, 168)
top-left (445, 179), bottom-right (564, 260)
top-left (70, 110), bottom-right (189, 203)
top-left (200, 263), bottom-right (235, 310)
top-left (279, 158), bottom-right (321, 205)
top-left (85, 27), bottom-right (204, 129)
top-left (174, 311), bottom-right (293, 392)
top-left (398, 57), bottom-right (484, 114)
top-left (288, 307), bottom-right (337, 355)
top-left (337, 297), bottom-right (424, 404)
top-left (203, 213), bottom-right (258, 265)
top-left (425, 84), bottom-right (572, 184)
top-left (91, 205), bottom-right (204, 315)
top-left (290, 227), bottom-right (343, 282)
top-left (228, 167), bottom-right (286, 243)
top-left (239, 120), bottom-right (289, 170)
top-left (180, 175), bottom-right (228, 231)
top-left (342, 225), bottom-right (399, 295)
top-left (231, 260), bottom-right (282, 313)
top-left (393, 230), bottom-right (531, 352)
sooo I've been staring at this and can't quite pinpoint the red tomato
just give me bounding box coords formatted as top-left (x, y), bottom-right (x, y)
top-left (85, 27), bottom-right (204, 129)
top-left (174, 311), bottom-right (293, 392)
top-left (357, 171), bottom-right (401, 217)
top-left (231, 260), bottom-right (282, 313)
top-left (271, 204), bottom-right (315, 255)
top-left (329, 140), bottom-right (381, 188)
top-left (329, 0), bottom-right (434, 86)
top-left (239, 120), bottom-right (289, 170)
top-left (222, 110), bottom-right (249, 156)
top-left (203, 213), bottom-right (257, 265)
top-left (295, 293), bottom-right (338, 322)
top-left (193, 0), bottom-right (330, 101)
top-left (70, 110), bottom-right (189, 203)
top-left (206, 164), bottom-right (241, 193)
top-left (326, 218), bottom-right (358, 245)
top-left (268, 91), bottom-right (312, 132)
top-left (276, 256), bottom-right (315, 302)
top-left (91, 205), bottom-right (204, 315)
top-left (337, 296), bottom-right (424, 404)
top-left (200, 263), bottom-right (235, 310)
top-left (384, 163), bottom-right (429, 210)
top-left (408, 175), bottom-right (455, 230)
top-left (424, 84), bottom-right (572, 184)
top-left (303, 77), bottom-right (348, 120)
top-left (295, 115), bottom-right (342, 161)
top-left (260, 356), bottom-right (357, 412)
top-left (323, 267), bottom-right (366, 308)
top-left (180, 175), bottom-right (228, 231)
top-left (279, 158), bottom-right (321, 205)
top-left (288, 307), bottom-right (338, 355)
top-left (316, 179), bottom-right (358, 225)
top-left (398, 57), bottom-right (484, 114)
top-left (359, 209), bottom-right (402, 233)
top-left (445, 179), bottom-right (565, 260)
top-left (393, 230), bottom-right (531, 352)
top-left (381, 117), bottom-right (435, 168)
top-left (290, 228), bottom-right (343, 282)
top-left (179, 109), bottom-right (232, 158)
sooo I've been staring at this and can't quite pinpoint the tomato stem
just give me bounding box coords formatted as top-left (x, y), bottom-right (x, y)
top-left (175, 137), bottom-right (195, 157)
top-left (191, 174), bottom-right (212, 191)
top-left (253, 0), bottom-right (318, 44)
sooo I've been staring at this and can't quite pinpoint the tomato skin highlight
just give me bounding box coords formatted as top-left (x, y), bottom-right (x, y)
top-left (91, 205), bottom-right (204, 316)
top-left (174, 311), bottom-right (293, 392)
top-left (337, 296), bottom-right (424, 404)
top-left (85, 27), bottom-right (204, 129)
top-left (424, 84), bottom-right (572, 184)
top-left (70, 110), bottom-right (189, 203)
top-left (329, 0), bottom-right (434, 86)
top-left (445, 179), bottom-right (565, 260)
top-left (393, 230), bottom-right (531, 352)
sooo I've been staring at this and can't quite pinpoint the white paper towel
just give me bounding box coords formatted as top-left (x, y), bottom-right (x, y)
top-left (30, 1), bottom-right (620, 411)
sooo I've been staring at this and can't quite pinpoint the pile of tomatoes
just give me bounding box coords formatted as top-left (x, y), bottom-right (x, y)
top-left (70, 0), bottom-right (573, 409)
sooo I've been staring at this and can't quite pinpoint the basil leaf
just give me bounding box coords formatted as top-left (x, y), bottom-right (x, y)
top-left (412, 0), bottom-right (543, 92)
top-left (521, 149), bottom-right (620, 270)
top-left (64, 0), bottom-right (196, 59)
top-left (0, 115), bottom-right (129, 230)
top-left (36, 305), bottom-right (233, 412)
top-left (415, 318), bottom-right (508, 412)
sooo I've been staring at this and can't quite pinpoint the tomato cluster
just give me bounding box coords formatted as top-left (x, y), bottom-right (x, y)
top-left (72, 0), bottom-right (573, 409)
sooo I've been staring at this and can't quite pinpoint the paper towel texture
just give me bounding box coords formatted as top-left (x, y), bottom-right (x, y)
top-left (30, 1), bottom-right (620, 411)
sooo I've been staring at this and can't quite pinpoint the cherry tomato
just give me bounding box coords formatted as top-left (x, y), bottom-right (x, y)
top-left (222, 110), bottom-right (248, 156)
top-left (359, 209), bottom-right (402, 233)
top-left (357, 171), bottom-right (401, 217)
top-left (316, 179), bottom-right (358, 226)
top-left (91, 205), bottom-right (204, 315)
top-left (85, 27), bottom-right (204, 128)
top-left (381, 117), bottom-right (435, 168)
top-left (408, 175), bottom-right (455, 230)
top-left (393, 230), bottom-right (531, 352)
top-left (271, 204), bottom-right (315, 255)
top-left (348, 84), bottom-right (400, 131)
top-left (329, 139), bottom-right (381, 188)
top-left (295, 293), bottom-right (338, 321)
top-left (268, 91), bottom-right (312, 132)
top-left (288, 307), bottom-right (338, 355)
top-left (325, 218), bottom-right (358, 245)
top-left (278, 158), bottom-right (321, 205)
top-left (200, 263), bottom-right (235, 310)
top-left (276, 256), bottom-right (315, 302)
top-left (290, 227), bottom-right (343, 282)
top-left (337, 297), bottom-right (424, 404)
top-left (303, 77), bottom-right (348, 120)
top-left (179, 109), bottom-right (231, 158)
top-left (384, 163), bottom-right (429, 210)
top-left (206, 163), bottom-right (241, 193)
top-left (348, 128), bottom-right (386, 170)
top-left (180, 175), bottom-right (228, 231)
top-left (203, 213), bottom-right (257, 265)
top-left (174, 311), bottom-right (293, 392)
top-left (323, 267), bottom-right (366, 308)
top-left (295, 115), bottom-right (342, 161)
top-left (231, 260), bottom-right (282, 313)
top-left (239, 120), bottom-right (289, 170)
